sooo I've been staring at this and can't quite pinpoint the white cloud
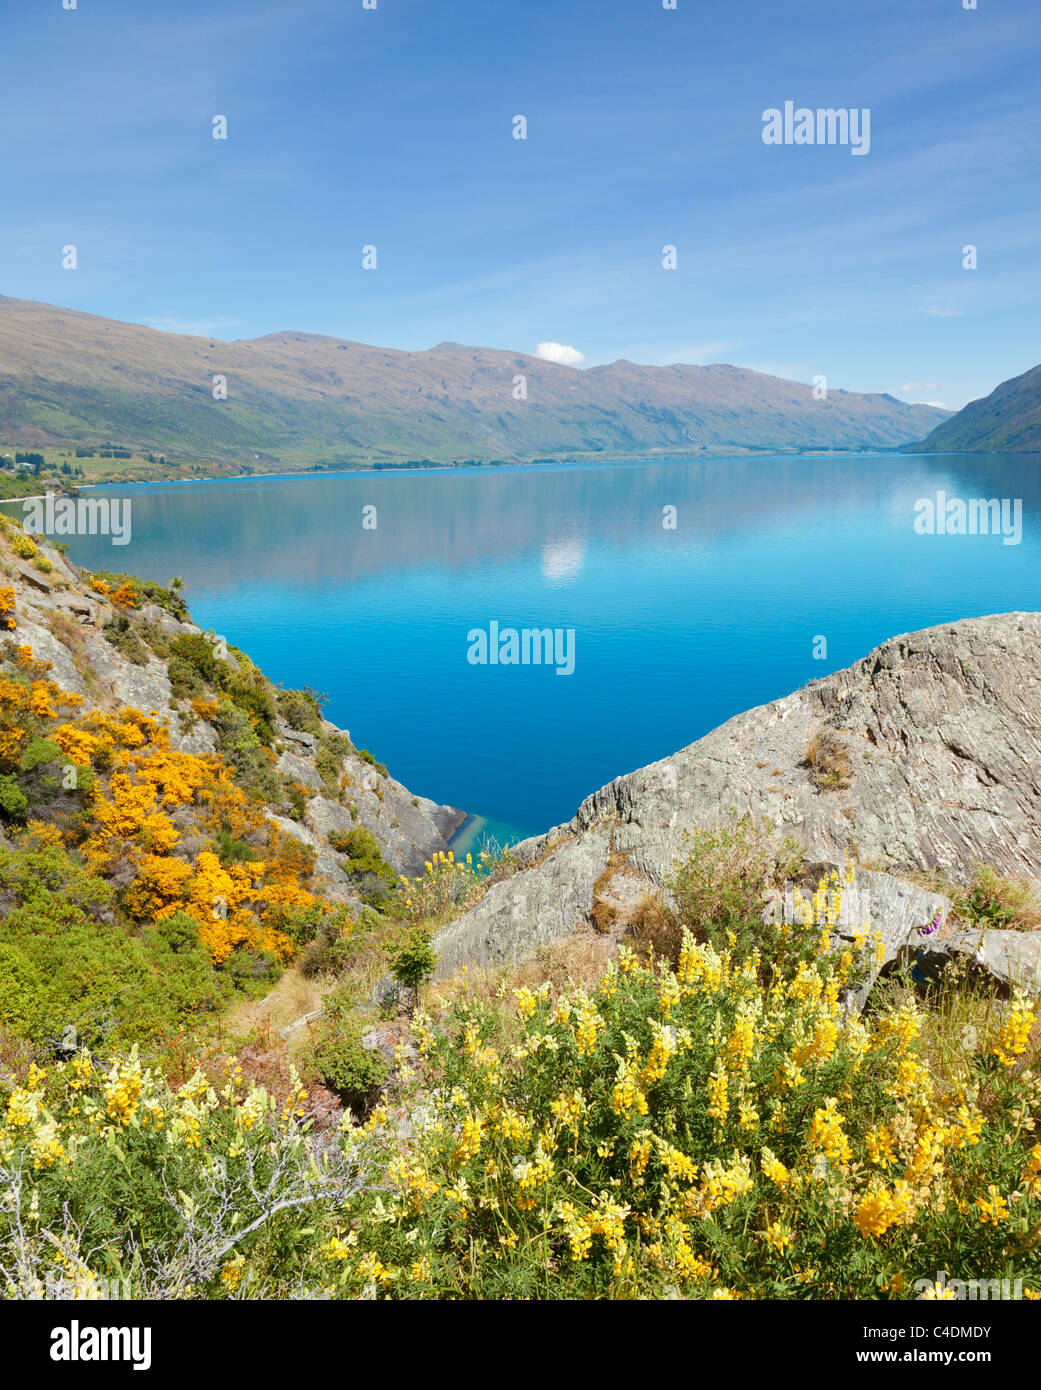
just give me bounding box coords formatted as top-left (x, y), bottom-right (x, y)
top-left (535, 341), bottom-right (585, 366)
top-left (899, 381), bottom-right (939, 391)
top-left (922, 401), bottom-right (948, 410)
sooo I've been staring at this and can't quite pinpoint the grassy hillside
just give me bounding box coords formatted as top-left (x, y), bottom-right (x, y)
top-left (0, 296), bottom-right (951, 473)
top-left (912, 362), bottom-right (1041, 454)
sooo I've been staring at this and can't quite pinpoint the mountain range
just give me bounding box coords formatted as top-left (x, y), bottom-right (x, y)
top-left (0, 296), bottom-right (950, 468)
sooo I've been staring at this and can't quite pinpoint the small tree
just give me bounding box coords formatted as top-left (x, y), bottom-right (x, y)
top-left (391, 930), bottom-right (437, 1015)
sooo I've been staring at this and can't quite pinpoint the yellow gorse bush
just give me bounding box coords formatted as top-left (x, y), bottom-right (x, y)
top-left (0, 635), bottom-right (332, 973)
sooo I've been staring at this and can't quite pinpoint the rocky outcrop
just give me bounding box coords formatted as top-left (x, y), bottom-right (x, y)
top-left (2, 529), bottom-right (463, 899)
top-left (430, 614), bottom-right (1041, 981)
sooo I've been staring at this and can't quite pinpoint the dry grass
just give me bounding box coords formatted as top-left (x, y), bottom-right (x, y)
top-left (224, 966), bottom-right (327, 1056)
top-left (627, 890), bottom-right (683, 967)
top-left (425, 929), bottom-right (619, 1041)
top-left (804, 730), bottom-right (853, 791)
top-left (42, 609), bottom-right (95, 684)
top-left (902, 862), bottom-right (1041, 934)
top-left (590, 849), bottom-right (632, 933)
top-left (0, 1024), bottom-right (36, 1085)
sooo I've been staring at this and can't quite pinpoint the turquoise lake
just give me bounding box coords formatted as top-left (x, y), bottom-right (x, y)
top-left (14, 453), bottom-right (1041, 850)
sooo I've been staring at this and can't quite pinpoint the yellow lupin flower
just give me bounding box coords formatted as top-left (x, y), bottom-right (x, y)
top-left (760, 1147), bottom-right (790, 1189)
top-left (763, 1220), bottom-right (795, 1255)
top-left (975, 1185), bottom-right (1010, 1225)
top-left (706, 1065), bottom-right (729, 1123)
top-left (919, 1280), bottom-right (958, 1301)
top-left (807, 1098), bottom-right (851, 1168)
top-left (220, 1254), bottom-right (245, 1291)
top-left (992, 992), bottom-right (1036, 1068)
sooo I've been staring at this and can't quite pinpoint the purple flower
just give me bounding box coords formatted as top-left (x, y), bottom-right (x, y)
top-left (916, 911), bottom-right (943, 937)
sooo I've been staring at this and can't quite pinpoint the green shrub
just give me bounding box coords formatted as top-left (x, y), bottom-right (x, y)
top-left (168, 632), bottom-right (219, 685)
top-left (214, 826), bottom-right (260, 865)
top-left (390, 929), bottom-right (437, 1010)
top-left (0, 940), bottom-right (43, 1035)
top-left (228, 681), bottom-right (277, 745)
top-left (138, 621), bottom-right (172, 659)
top-left (103, 614), bottom-right (148, 666)
top-left (277, 687), bottom-right (324, 737)
top-left (0, 773), bottom-right (28, 821)
top-left (167, 655), bottom-right (204, 700)
top-left (667, 812), bottom-right (802, 974)
top-left (306, 991), bottom-right (388, 1113)
top-left (19, 736), bottom-right (62, 773)
top-left (298, 909), bottom-right (358, 978)
top-left (337, 825), bottom-right (397, 907)
top-left (285, 783), bottom-right (307, 820)
top-left (222, 947), bottom-right (281, 995)
top-left (212, 699), bottom-right (280, 803)
top-left (0, 844), bottom-right (229, 1052)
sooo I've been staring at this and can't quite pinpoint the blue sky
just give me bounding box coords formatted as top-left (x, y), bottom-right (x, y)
top-left (2, 0), bottom-right (1039, 409)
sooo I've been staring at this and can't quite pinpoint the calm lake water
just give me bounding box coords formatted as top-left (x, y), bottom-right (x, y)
top-left (11, 453), bottom-right (1041, 849)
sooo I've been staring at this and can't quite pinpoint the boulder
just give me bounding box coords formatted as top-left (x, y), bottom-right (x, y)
top-left (910, 928), bottom-right (1041, 998)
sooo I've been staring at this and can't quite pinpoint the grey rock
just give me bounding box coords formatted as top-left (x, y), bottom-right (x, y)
top-left (277, 721), bottom-right (317, 751)
top-left (265, 812), bottom-right (322, 851)
top-left (277, 748), bottom-right (323, 790)
top-left (911, 928), bottom-right (1041, 998)
top-left (429, 828), bottom-right (615, 980)
top-left (15, 563), bottom-right (51, 594)
top-left (136, 602), bottom-right (185, 634)
top-left (168, 718), bottom-right (217, 755)
top-left (85, 637), bottom-right (174, 716)
top-left (60, 596), bottom-right (97, 625)
top-left (305, 795), bottom-right (357, 841)
top-left (11, 617), bottom-right (86, 695)
top-left (540, 612), bottom-right (1041, 885)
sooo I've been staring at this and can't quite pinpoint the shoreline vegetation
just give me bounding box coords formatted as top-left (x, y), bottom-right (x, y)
top-left (0, 444), bottom-right (910, 499)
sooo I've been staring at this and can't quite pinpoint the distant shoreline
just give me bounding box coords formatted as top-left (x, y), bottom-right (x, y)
top-left (0, 448), bottom-right (922, 501)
